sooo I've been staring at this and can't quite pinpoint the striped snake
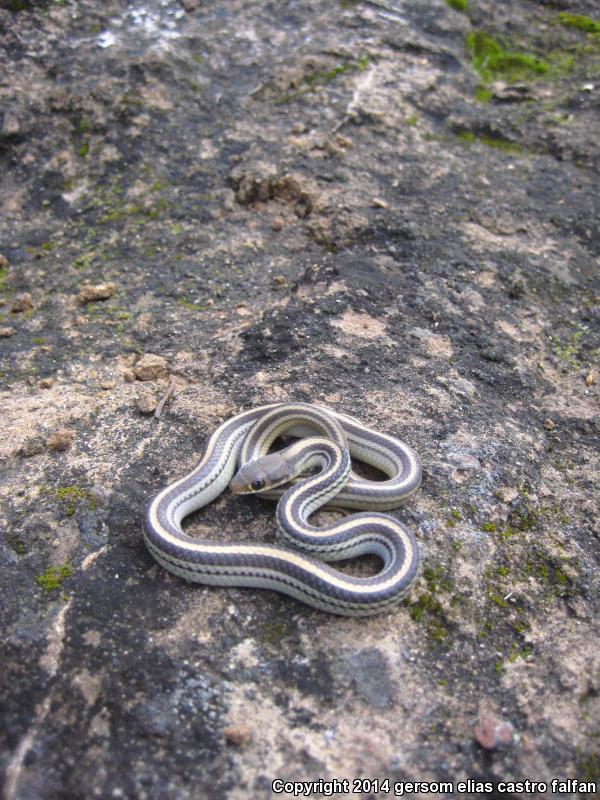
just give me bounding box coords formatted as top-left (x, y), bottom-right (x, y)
top-left (143, 402), bottom-right (422, 616)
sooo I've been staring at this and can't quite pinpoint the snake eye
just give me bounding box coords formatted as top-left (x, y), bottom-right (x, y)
top-left (251, 478), bottom-right (265, 491)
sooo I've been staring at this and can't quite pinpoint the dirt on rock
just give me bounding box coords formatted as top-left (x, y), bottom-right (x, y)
top-left (1, 1), bottom-right (599, 799)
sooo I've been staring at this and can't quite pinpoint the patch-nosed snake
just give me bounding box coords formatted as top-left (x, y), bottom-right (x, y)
top-left (143, 402), bottom-right (422, 616)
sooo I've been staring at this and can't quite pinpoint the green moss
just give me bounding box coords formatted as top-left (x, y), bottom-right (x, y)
top-left (176, 299), bottom-right (210, 312)
top-left (4, 0), bottom-right (31, 10)
top-left (507, 641), bottom-right (532, 662)
top-left (8, 536), bottom-right (27, 555)
top-left (474, 85), bottom-right (492, 103)
top-left (554, 566), bottom-right (568, 586)
top-left (445, 0), bottom-right (468, 12)
top-left (276, 55), bottom-right (370, 103)
top-left (550, 330), bottom-right (584, 367)
top-left (79, 142), bottom-right (89, 157)
top-left (456, 130), bottom-right (523, 153)
top-left (87, 175), bottom-right (172, 228)
top-left (522, 549), bottom-right (575, 598)
top-left (511, 620), bottom-right (529, 635)
top-left (498, 526), bottom-right (518, 542)
top-left (447, 509), bottom-right (463, 527)
top-left (488, 590), bottom-right (507, 608)
top-left (545, 48), bottom-right (580, 76)
top-left (423, 565), bottom-right (453, 594)
top-left (577, 752), bottom-right (600, 781)
top-left (466, 31), bottom-right (550, 83)
top-left (481, 521), bottom-right (497, 533)
top-left (310, 65), bottom-right (346, 84)
top-left (98, 199), bottom-right (168, 226)
top-left (558, 13), bottom-right (600, 34)
top-left (466, 28), bottom-right (598, 105)
top-left (79, 116), bottom-right (90, 134)
top-left (55, 486), bottom-right (96, 516)
top-left (35, 563), bottom-right (72, 592)
top-left (480, 621), bottom-right (492, 638)
top-left (81, 299), bottom-right (135, 333)
top-left (407, 565), bottom-right (454, 641)
top-left (406, 114), bottom-right (418, 126)
top-left (260, 619), bottom-right (291, 646)
top-left (480, 135), bottom-right (522, 153)
top-left (509, 505), bottom-right (539, 532)
top-left (409, 594), bottom-right (449, 641)
top-left (73, 252), bottom-right (96, 270)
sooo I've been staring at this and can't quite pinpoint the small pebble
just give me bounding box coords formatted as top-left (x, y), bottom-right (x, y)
top-left (19, 436), bottom-right (45, 457)
top-left (134, 354), bottom-right (168, 381)
top-left (10, 293), bottom-right (33, 313)
top-left (135, 388), bottom-right (158, 415)
top-left (507, 274), bottom-right (525, 299)
top-left (543, 418), bottom-right (555, 431)
top-left (122, 368), bottom-right (136, 383)
top-left (0, 326), bottom-right (15, 337)
top-left (585, 369), bottom-right (597, 386)
top-left (78, 282), bottom-right (116, 303)
top-left (0, 253), bottom-right (8, 269)
top-left (271, 216), bottom-right (285, 231)
top-left (272, 274), bottom-right (287, 287)
top-left (236, 302), bottom-right (251, 317)
top-left (223, 725), bottom-right (252, 746)
top-left (474, 714), bottom-right (515, 750)
top-left (47, 428), bottom-right (75, 452)
top-left (38, 377), bottom-right (55, 389)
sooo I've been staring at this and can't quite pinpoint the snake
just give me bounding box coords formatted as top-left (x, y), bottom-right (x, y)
top-left (143, 402), bottom-right (422, 616)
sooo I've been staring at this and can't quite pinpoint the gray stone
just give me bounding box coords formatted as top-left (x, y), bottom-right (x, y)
top-left (0, 0), bottom-right (599, 796)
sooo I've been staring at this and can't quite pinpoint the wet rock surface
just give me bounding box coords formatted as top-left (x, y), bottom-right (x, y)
top-left (1, 1), bottom-right (599, 798)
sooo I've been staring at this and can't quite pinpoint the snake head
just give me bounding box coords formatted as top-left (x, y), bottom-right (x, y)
top-left (230, 453), bottom-right (291, 495)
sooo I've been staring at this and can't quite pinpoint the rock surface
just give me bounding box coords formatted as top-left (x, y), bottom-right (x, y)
top-left (1, 1), bottom-right (599, 799)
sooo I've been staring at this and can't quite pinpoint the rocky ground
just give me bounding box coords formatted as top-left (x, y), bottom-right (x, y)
top-left (1, 0), bottom-right (599, 798)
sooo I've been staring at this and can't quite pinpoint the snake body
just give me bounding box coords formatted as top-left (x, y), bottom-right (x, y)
top-left (143, 402), bottom-right (422, 616)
